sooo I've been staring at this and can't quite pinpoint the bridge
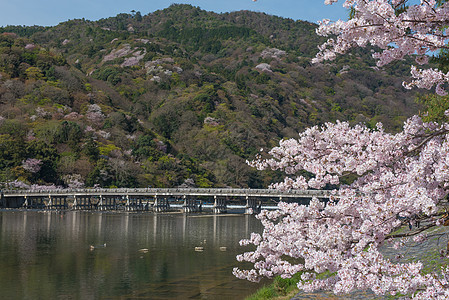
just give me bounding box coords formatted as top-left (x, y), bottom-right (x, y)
top-left (0, 188), bottom-right (331, 214)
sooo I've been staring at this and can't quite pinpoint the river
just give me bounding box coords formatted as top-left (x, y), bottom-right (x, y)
top-left (0, 210), bottom-right (266, 299)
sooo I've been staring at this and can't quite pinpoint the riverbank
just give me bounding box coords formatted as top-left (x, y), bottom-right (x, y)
top-left (244, 273), bottom-right (301, 300)
top-left (245, 275), bottom-right (381, 300)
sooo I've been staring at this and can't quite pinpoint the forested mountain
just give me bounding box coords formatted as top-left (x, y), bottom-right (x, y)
top-left (0, 4), bottom-right (424, 189)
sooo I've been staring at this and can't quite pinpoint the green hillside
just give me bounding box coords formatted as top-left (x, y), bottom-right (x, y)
top-left (0, 4), bottom-right (423, 189)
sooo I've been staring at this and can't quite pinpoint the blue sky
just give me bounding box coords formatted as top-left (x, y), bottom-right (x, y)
top-left (0, 0), bottom-right (349, 27)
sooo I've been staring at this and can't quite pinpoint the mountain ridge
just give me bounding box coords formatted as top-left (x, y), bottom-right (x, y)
top-left (0, 4), bottom-right (424, 189)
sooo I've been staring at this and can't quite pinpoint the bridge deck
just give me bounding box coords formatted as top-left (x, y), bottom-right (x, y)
top-left (0, 188), bottom-right (333, 212)
top-left (1, 188), bottom-right (331, 198)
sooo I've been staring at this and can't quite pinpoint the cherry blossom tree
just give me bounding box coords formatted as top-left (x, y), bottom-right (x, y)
top-left (22, 158), bottom-right (42, 173)
top-left (86, 104), bottom-right (105, 128)
top-left (314, 0), bottom-right (449, 95)
top-left (235, 1), bottom-right (449, 298)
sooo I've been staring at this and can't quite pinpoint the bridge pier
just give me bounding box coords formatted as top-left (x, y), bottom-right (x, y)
top-left (182, 195), bottom-right (201, 213)
top-left (153, 196), bottom-right (170, 212)
top-left (97, 195), bottom-right (105, 211)
top-left (23, 195), bottom-right (29, 209)
top-left (245, 196), bottom-right (261, 214)
top-left (125, 195), bottom-right (133, 211)
top-left (97, 195), bottom-right (117, 211)
top-left (125, 195), bottom-right (147, 211)
top-left (22, 195), bottom-right (46, 209)
top-left (213, 196), bottom-right (227, 214)
top-left (72, 195), bottom-right (93, 210)
top-left (47, 195), bottom-right (68, 210)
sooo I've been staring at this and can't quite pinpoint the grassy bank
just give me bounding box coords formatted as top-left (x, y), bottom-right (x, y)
top-left (245, 273), bottom-right (302, 300)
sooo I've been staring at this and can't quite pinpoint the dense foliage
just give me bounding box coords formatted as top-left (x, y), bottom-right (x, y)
top-left (0, 4), bottom-right (424, 189)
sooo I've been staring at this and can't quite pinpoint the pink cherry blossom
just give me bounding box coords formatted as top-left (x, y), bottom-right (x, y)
top-left (314, 0), bottom-right (449, 95)
top-left (235, 114), bottom-right (449, 298)
top-left (22, 158), bottom-right (42, 173)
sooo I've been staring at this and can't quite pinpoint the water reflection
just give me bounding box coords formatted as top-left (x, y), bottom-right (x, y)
top-left (0, 211), bottom-right (264, 299)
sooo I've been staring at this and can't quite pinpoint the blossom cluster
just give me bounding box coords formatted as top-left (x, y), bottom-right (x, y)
top-left (86, 104), bottom-right (105, 127)
top-left (314, 0), bottom-right (449, 95)
top-left (235, 115), bottom-right (449, 298)
top-left (2, 180), bottom-right (60, 190)
top-left (62, 174), bottom-right (85, 189)
top-left (21, 158), bottom-right (42, 173)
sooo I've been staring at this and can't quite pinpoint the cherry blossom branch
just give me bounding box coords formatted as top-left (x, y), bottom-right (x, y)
top-left (315, 0), bottom-right (449, 95)
top-left (386, 223), bottom-right (436, 239)
top-left (406, 129), bottom-right (449, 155)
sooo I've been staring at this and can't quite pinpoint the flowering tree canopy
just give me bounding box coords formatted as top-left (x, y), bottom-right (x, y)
top-left (314, 0), bottom-right (449, 96)
top-left (234, 116), bottom-right (449, 298)
top-left (234, 1), bottom-right (449, 299)
top-left (22, 158), bottom-right (42, 173)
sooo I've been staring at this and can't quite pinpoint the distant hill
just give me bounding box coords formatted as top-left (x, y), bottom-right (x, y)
top-left (0, 4), bottom-right (424, 189)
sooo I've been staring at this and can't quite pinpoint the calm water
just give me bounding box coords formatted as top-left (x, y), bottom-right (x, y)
top-left (0, 210), bottom-right (266, 300)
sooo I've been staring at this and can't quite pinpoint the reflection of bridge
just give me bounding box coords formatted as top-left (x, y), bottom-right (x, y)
top-left (0, 188), bottom-right (331, 214)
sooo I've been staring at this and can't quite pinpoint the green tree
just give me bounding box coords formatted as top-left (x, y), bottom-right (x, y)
top-left (25, 140), bottom-right (59, 183)
top-left (83, 137), bottom-right (99, 162)
top-left (134, 11), bottom-right (142, 22)
top-left (86, 159), bottom-right (112, 187)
